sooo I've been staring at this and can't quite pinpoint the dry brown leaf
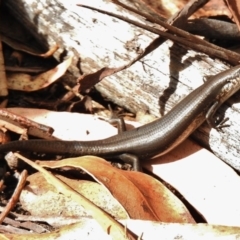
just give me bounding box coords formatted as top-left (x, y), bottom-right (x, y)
top-left (1, 35), bottom-right (58, 57)
top-left (121, 171), bottom-right (195, 223)
top-left (225, 0), bottom-right (240, 29)
top-left (1, 221), bottom-right (112, 240)
top-left (78, 65), bottom-right (130, 92)
top-left (7, 56), bottom-right (72, 91)
top-left (20, 172), bottom-right (128, 223)
top-left (16, 153), bottom-right (137, 240)
top-left (38, 156), bottom-right (194, 223)
top-left (39, 44), bottom-right (59, 58)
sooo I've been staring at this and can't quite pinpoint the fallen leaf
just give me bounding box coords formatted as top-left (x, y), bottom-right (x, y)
top-left (1, 221), bottom-right (112, 240)
top-left (78, 65), bottom-right (128, 92)
top-left (1, 35), bottom-right (58, 57)
top-left (7, 56), bottom-right (72, 91)
top-left (121, 171), bottom-right (194, 223)
top-left (225, 0), bottom-right (240, 29)
top-left (39, 156), bottom-right (194, 223)
top-left (20, 172), bottom-right (128, 224)
top-left (2, 218), bottom-right (240, 240)
top-left (16, 153), bottom-right (137, 240)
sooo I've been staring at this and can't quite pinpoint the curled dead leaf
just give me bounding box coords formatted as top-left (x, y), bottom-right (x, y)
top-left (7, 56), bottom-right (72, 92)
top-left (39, 156), bottom-right (194, 223)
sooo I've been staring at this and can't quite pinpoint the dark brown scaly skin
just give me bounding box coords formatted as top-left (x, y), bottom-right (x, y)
top-left (1, 65), bottom-right (240, 170)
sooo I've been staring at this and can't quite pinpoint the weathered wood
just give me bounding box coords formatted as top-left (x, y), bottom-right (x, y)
top-left (4, 0), bottom-right (240, 171)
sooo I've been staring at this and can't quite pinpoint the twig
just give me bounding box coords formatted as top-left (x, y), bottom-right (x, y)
top-left (0, 170), bottom-right (28, 224)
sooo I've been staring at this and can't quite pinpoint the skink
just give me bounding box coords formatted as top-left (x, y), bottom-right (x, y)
top-left (1, 65), bottom-right (240, 171)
